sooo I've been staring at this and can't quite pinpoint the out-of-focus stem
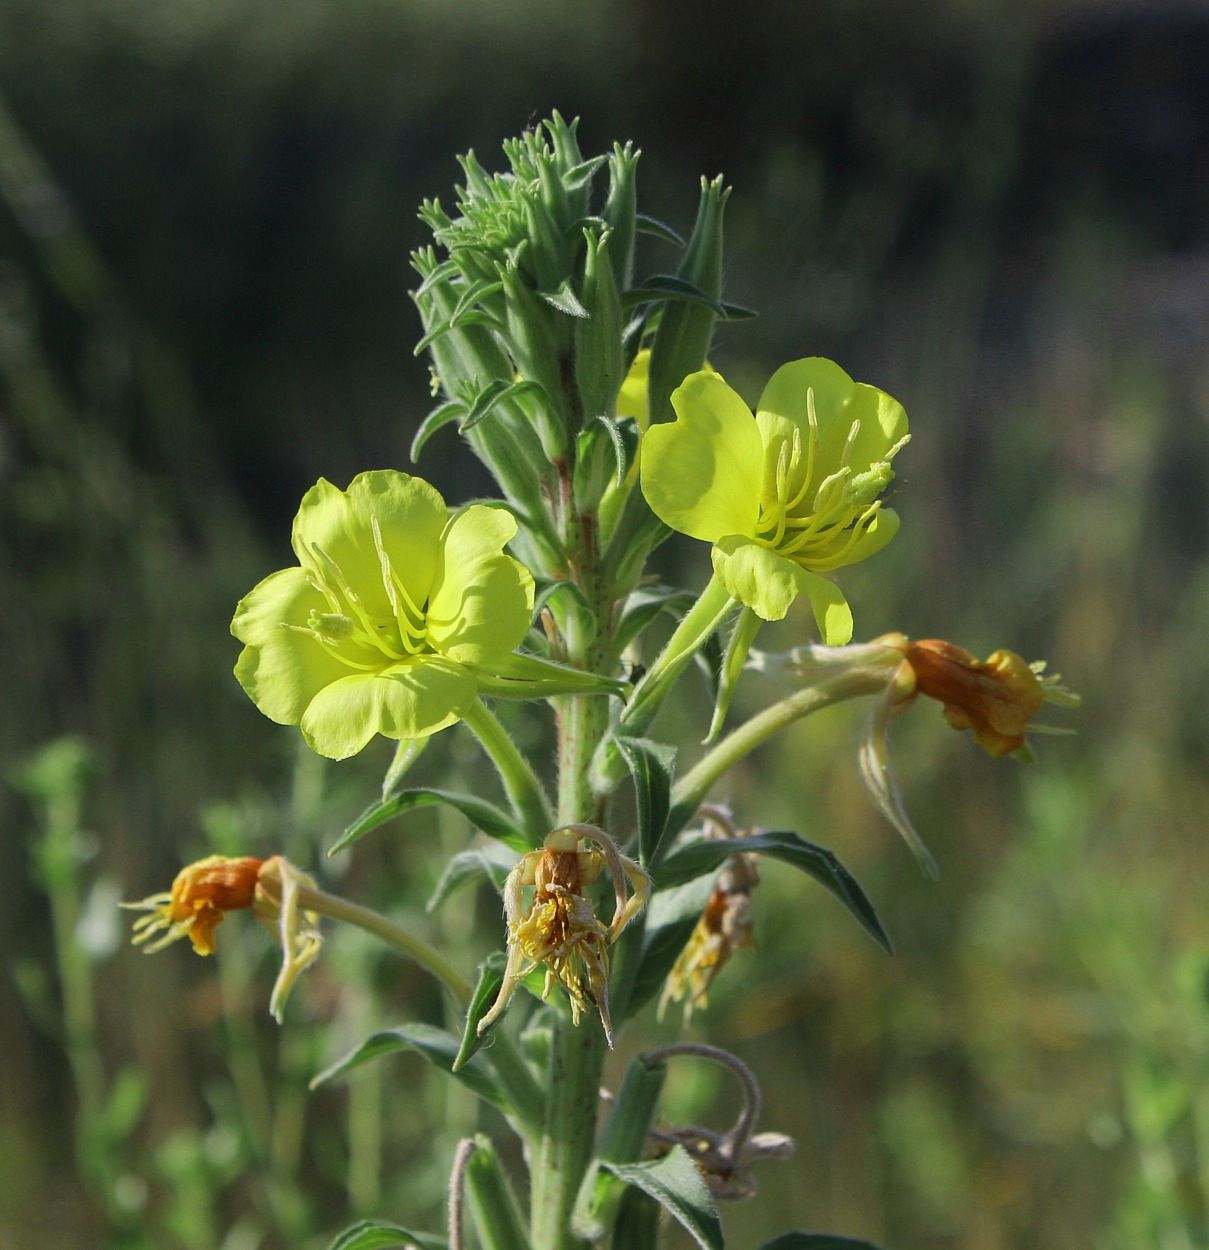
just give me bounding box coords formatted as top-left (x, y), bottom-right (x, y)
top-left (673, 666), bottom-right (892, 814)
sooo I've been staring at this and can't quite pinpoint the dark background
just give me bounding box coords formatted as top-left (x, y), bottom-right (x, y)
top-left (2, 1), bottom-right (1207, 1247)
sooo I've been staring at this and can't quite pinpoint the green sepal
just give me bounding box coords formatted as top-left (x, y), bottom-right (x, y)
top-left (330, 788), bottom-right (529, 857)
top-left (326, 1220), bottom-right (447, 1250)
top-left (497, 260), bottom-right (569, 456)
top-left (572, 1056), bottom-right (668, 1241)
top-left (574, 228), bottom-right (625, 440)
top-left (611, 732), bottom-right (677, 868)
top-left (705, 605), bottom-right (763, 743)
top-left (465, 1135), bottom-right (534, 1250)
top-left (603, 1146), bottom-right (724, 1250)
top-left (310, 1023), bottom-right (512, 1116)
top-left (476, 650), bottom-right (627, 699)
top-left (647, 176), bottom-right (731, 427)
top-left (656, 830), bottom-right (892, 953)
top-left (603, 142), bottom-right (640, 288)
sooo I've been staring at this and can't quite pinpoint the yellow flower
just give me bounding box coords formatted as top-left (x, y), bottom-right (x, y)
top-left (123, 854), bottom-right (322, 1021)
top-left (477, 824), bottom-right (650, 1046)
top-left (640, 359), bottom-right (908, 644)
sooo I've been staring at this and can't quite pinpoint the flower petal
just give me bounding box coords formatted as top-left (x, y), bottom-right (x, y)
top-left (711, 537), bottom-right (804, 622)
top-left (756, 358), bottom-right (908, 480)
top-left (711, 536), bottom-right (853, 642)
top-left (426, 504), bottom-right (535, 662)
top-left (798, 569), bottom-right (854, 646)
top-left (641, 371), bottom-right (763, 543)
top-left (617, 347), bottom-right (651, 429)
top-left (808, 507), bottom-right (901, 573)
top-left (231, 567), bottom-right (349, 724)
top-left (291, 472), bottom-right (447, 617)
top-left (299, 659), bottom-right (475, 760)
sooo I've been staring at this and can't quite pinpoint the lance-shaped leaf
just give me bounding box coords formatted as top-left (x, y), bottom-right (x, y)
top-left (310, 1023), bottom-right (512, 1116)
top-left (603, 1145), bottom-right (724, 1250)
top-left (327, 1221), bottom-right (447, 1250)
top-left (656, 830), bottom-right (892, 953)
top-left (427, 843), bottom-right (517, 912)
top-left (620, 875), bottom-right (715, 1019)
top-left (611, 732), bottom-right (677, 867)
top-left (454, 952), bottom-right (508, 1071)
top-left (410, 400), bottom-right (466, 462)
top-left (330, 788), bottom-right (529, 856)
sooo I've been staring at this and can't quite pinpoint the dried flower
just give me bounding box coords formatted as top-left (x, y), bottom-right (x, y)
top-left (660, 807), bottom-right (758, 1021)
top-left (478, 825), bottom-right (650, 1045)
top-left (122, 854), bottom-right (322, 1022)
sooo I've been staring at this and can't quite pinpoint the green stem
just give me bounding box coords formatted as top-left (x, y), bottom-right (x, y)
top-left (621, 573), bottom-right (733, 734)
top-left (532, 1010), bottom-right (607, 1250)
top-left (463, 698), bottom-right (554, 842)
top-left (673, 667), bottom-right (891, 815)
top-left (533, 482), bottom-right (611, 1250)
top-left (591, 574), bottom-right (733, 795)
top-left (296, 885), bottom-right (473, 1003)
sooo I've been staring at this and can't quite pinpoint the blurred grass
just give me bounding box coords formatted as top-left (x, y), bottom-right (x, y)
top-left (2, 0), bottom-right (1207, 1247)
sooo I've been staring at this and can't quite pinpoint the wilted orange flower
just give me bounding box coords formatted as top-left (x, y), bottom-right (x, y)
top-left (122, 854), bottom-right (323, 1021)
top-left (901, 638), bottom-right (1072, 759)
top-left (124, 855), bottom-right (264, 955)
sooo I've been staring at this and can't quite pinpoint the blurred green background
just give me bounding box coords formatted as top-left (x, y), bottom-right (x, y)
top-left (2, 1), bottom-right (1207, 1247)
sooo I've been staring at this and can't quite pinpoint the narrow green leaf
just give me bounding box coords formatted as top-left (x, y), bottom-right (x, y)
top-left (612, 732), bottom-right (677, 867)
top-left (413, 309), bottom-right (495, 355)
top-left (427, 844), bottom-right (516, 913)
top-left (563, 154), bottom-right (609, 189)
top-left (720, 300), bottom-right (758, 320)
top-left (656, 831), bottom-right (892, 953)
top-left (614, 585), bottom-right (696, 654)
top-left (622, 273), bottom-right (726, 314)
top-left (410, 400), bottom-right (466, 462)
top-left (540, 279), bottom-right (590, 318)
top-left (450, 278), bottom-right (504, 326)
top-left (330, 788), bottom-right (529, 857)
top-left (454, 952), bottom-right (508, 1070)
top-left (461, 379), bottom-right (545, 433)
top-left (596, 412), bottom-right (641, 486)
top-left (310, 1023), bottom-right (512, 1115)
top-left (757, 1236), bottom-right (889, 1250)
top-left (412, 256), bottom-right (460, 296)
top-left (622, 875), bottom-right (714, 1019)
top-left (327, 1220), bottom-right (447, 1250)
top-left (635, 213), bottom-right (686, 247)
top-left (604, 1146), bottom-right (724, 1250)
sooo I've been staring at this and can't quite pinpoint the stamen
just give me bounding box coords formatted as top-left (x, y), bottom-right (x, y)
top-left (279, 623), bottom-right (381, 671)
top-left (839, 417), bottom-right (861, 469)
